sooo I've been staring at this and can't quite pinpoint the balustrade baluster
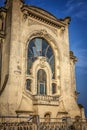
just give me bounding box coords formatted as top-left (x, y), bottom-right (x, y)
top-left (0, 117), bottom-right (87, 130)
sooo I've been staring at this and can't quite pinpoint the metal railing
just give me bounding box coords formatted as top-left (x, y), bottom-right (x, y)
top-left (0, 115), bottom-right (87, 130)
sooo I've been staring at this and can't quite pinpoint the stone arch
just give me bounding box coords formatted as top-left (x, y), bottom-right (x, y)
top-left (24, 29), bottom-right (61, 96)
top-left (31, 57), bottom-right (52, 95)
top-left (37, 69), bottom-right (47, 95)
top-left (44, 112), bottom-right (51, 122)
top-left (26, 29), bottom-right (59, 57)
top-left (26, 29), bottom-right (60, 79)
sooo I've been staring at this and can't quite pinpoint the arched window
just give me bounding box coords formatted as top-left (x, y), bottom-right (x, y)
top-left (27, 38), bottom-right (55, 78)
top-left (26, 37), bottom-right (57, 95)
top-left (37, 69), bottom-right (47, 95)
top-left (44, 113), bottom-right (51, 122)
top-left (26, 79), bottom-right (31, 91)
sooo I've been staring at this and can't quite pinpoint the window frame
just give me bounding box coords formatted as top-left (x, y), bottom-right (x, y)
top-left (26, 37), bottom-right (59, 96)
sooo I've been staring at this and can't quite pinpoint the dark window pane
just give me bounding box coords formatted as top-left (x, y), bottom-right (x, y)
top-left (26, 79), bottom-right (31, 91)
top-left (33, 47), bottom-right (38, 57)
top-left (35, 38), bottom-right (42, 52)
top-left (46, 47), bottom-right (53, 58)
top-left (52, 83), bottom-right (56, 94)
top-left (40, 83), bottom-right (45, 95)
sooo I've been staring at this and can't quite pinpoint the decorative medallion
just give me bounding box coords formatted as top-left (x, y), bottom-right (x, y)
top-left (39, 58), bottom-right (46, 68)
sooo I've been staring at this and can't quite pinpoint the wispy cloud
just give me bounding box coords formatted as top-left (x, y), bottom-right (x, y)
top-left (64, 0), bottom-right (87, 21)
top-left (66, 0), bottom-right (75, 8)
top-left (27, 0), bottom-right (46, 7)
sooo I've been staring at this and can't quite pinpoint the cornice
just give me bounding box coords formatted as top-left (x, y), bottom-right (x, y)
top-left (21, 5), bottom-right (68, 28)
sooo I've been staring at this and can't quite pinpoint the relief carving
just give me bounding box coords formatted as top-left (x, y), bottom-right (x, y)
top-left (39, 57), bottom-right (46, 68)
top-left (49, 27), bottom-right (57, 36)
top-left (23, 10), bottom-right (29, 21)
top-left (29, 29), bottom-right (55, 45)
top-left (29, 29), bottom-right (47, 39)
top-left (59, 28), bottom-right (64, 38)
top-left (23, 14), bottom-right (58, 36)
top-left (28, 18), bottom-right (36, 26)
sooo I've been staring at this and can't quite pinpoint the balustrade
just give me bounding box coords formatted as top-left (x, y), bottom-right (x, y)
top-left (33, 95), bottom-right (59, 105)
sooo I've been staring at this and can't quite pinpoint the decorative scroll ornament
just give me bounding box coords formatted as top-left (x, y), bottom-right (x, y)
top-left (23, 10), bottom-right (29, 21)
top-left (39, 57), bottom-right (46, 68)
top-left (29, 29), bottom-right (55, 45)
top-left (30, 29), bottom-right (47, 38)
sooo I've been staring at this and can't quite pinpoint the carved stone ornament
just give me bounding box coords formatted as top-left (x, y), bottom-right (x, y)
top-left (28, 18), bottom-right (36, 26)
top-left (39, 57), bottom-right (46, 68)
top-left (21, 5), bottom-right (66, 29)
top-left (30, 29), bottom-right (47, 38)
top-left (59, 26), bottom-right (65, 37)
top-left (23, 10), bottom-right (29, 21)
top-left (29, 29), bottom-right (55, 45)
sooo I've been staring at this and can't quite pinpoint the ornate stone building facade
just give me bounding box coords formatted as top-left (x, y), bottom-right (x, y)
top-left (0, 0), bottom-right (85, 119)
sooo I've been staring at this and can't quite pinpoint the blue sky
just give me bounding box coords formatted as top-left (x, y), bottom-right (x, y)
top-left (0, 0), bottom-right (87, 117)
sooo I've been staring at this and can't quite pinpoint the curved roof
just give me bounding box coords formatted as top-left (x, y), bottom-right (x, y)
top-left (28, 5), bottom-right (58, 21)
top-left (21, 5), bottom-right (70, 27)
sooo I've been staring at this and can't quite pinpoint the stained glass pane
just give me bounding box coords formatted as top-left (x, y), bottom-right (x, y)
top-left (33, 47), bottom-right (38, 57)
top-left (47, 47), bottom-right (53, 58)
top-left (34, 38), bottom-right (42, 52)
top-left (49, 55), bottom-right (54, 78)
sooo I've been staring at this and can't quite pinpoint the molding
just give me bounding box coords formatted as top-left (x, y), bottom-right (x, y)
top-left (21, 5), bottom-right (66, 28)
top-left (16, 110), bottom-right (33, 114)
top-left (29, 29), bottom-right (57, 47)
